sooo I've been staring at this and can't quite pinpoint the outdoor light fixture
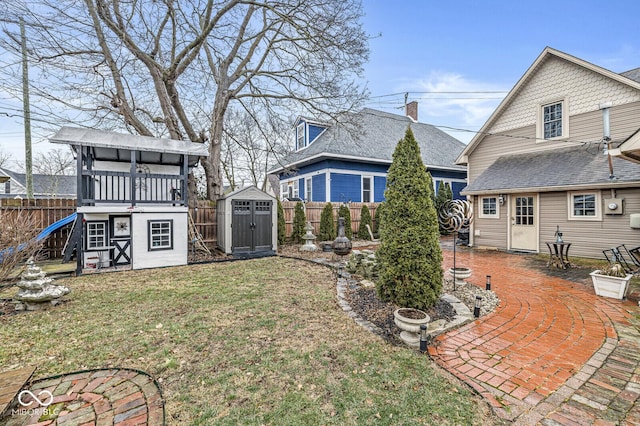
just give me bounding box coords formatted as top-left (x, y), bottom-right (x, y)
top-left (420, 324), bottom-right (428, 353)
top-left (474, 296), bottom-right (482, 318)
top-left (486, 275), bottom-right (491, 291)
top-left (498, 195), bottom-right (505, 205)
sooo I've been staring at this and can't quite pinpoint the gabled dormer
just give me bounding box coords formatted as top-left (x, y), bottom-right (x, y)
top-left (294, 116), bottom-right (329, 151)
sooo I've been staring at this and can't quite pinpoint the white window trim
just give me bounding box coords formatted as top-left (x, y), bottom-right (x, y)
top-left (536, 98), bottom-right (570, 142)
top-left (478, 196), bottom-right (500, 219)
top-left (567, 191), bottom-right (601, 221)
top-left (305, 177), bottom-right (312, 201)
top-left (148, 219), bottom-right (173, 251)
top-left (361, 176), bottom-right (373, 203)
top-left (296, 123), bottom-right (306, 150)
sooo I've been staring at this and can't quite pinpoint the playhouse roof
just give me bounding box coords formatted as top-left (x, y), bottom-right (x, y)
top-left (50, 126), bottom-right (208, 167)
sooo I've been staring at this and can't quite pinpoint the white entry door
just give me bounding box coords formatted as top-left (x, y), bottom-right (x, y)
top-left (510, 194), bottom-right (538, 251)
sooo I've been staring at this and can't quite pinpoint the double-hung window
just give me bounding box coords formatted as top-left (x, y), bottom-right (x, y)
top-left (479, 197), bottom-right (499, 218)
top-left (305, 177), bottom-right (312, 201)
top-left (148, 220), bottom-right (173, 250)
top-left (296, 123), bottom-right (306, 150)
top-left (568, 192), bottom-right (601, 221)
top-left (362, 176), bottom-right (372, 203)
top-left (538, 99), bottom-right (569, 141)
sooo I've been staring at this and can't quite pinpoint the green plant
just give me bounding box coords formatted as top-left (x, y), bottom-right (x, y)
top-left (277, 198), bottom-right (286, 246)
top-left (292, 202), bottom-right (306, 243)
top-left (357, 204), bottom-right (372, 240)
top-left (435, 182), bottom-right (453, 235)
top-left (318, 202), bottom-right (336, 241)
top-left (372, 202), bottom-right (383, 235)
top-left (376, 126), bottom-right (443, 310)
top-left (337, 204), bottom-right (353, 239)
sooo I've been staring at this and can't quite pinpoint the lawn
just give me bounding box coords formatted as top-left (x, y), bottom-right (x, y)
top-left (0, 257), bottom-right (496, 425)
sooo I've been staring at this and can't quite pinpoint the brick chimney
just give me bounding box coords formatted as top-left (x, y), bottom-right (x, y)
top-left (405, 101), bottom-right (418, 122)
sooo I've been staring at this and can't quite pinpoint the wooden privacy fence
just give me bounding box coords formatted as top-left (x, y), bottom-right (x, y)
top-left (281, 201), bottom-right (380, 239)
top-left (0, 198), bottom-right (77, 259)
top-left (0, 198), bottom-right (377, 260)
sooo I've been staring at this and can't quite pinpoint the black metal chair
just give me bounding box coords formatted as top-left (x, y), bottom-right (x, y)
top-left (603, 246), bottom-right (640, 275)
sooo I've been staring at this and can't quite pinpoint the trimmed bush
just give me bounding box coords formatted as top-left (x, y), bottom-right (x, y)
top-left (277, 198), bottom-right (286, 246)
top-left (318, 202), bottom-right (336, 241)
top-left (376, 126), bottom-right (443, 310)
top-left (357, 204), bottom-right (372, 240)
top-left (292, 202), bottom-right (306, 243)
top-left (372, 202), bottom-right (383, 235)
top-left (337, 204), bottom-right (353, 239)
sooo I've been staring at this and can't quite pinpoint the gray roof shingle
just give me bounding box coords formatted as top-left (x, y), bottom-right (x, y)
top-left (0, 168), bottom-right (77, 197)
top-left (462, 146), bottom-right (640, 194)
top-left (621, 68), bottom-right (640, 84)
top-left (272, 108), bottom-right (466, 172)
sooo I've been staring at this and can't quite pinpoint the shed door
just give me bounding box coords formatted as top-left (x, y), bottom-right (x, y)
top-left (232, 200), bottom-right (273, 253)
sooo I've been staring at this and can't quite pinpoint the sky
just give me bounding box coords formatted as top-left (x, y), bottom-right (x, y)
top-left (2, 0), bottom-right (640, 169)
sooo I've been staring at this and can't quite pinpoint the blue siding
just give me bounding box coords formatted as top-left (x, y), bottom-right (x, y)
top-left (312, 174), bottom-right (326, 202)
top-left (451, 182), bottom-right (466, 200)
top-left (308, 124), bottom-right (325, 144)
top-left (330, 173), bottom-right (361, 203)
top-left (374, 176), bottom-right (386, 202)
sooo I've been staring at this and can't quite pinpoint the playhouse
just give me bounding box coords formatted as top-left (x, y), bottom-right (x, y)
top-left (50, 127), bottom-right (208, 273)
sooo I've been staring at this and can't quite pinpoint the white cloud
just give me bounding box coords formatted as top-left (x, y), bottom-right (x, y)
top-left (407, 70), bottom-right (508, 129)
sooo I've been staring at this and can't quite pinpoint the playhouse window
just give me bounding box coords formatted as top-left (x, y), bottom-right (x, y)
top-left (148, 220), bottom-right (173, 250)
top-left (86, 221), bottom-right (108, 249)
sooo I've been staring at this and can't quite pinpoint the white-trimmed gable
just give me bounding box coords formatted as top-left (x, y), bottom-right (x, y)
top-left (492, 55), bottom-right (640, 134)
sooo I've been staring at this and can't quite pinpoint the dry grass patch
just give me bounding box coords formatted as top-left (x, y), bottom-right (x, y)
top-left (0, 257), bottom-right (496, 425)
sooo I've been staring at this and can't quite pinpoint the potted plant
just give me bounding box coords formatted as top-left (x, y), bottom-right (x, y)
top-left (590, 263), bottom-right (633, 300)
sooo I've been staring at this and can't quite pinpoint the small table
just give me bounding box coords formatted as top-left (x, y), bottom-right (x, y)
top-left (546, 242), bottom-right (572, 269)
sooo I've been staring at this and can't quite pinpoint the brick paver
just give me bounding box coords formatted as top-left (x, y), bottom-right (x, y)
top-left (430, 246), bottom-right (640, 424)
top-left (1, 369), bottom-right (164, 426)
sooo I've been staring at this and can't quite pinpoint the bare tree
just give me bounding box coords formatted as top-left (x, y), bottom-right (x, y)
top-left (0, 148), bottom-right (12, 169)
top-left (0, 0), bottom-right (369, 201)
top-left (32, 148), bottom-right (75, 176)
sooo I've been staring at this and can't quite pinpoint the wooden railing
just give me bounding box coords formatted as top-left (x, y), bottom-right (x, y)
top-left (80, 171), bottom-right (186, 205)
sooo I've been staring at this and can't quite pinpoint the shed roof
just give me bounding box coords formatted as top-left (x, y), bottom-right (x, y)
top-left (50, 126), bottom-right (208, 167)
top-left (462, 147), bottom-right (640, 195)
top-left (271, 108), bottom-right (466, 173)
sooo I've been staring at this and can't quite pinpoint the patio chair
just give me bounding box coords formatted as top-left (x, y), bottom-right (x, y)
top-left (621, 244), bottom-right (640, 267)
top-left (602, 246), bottom-right (640, 275)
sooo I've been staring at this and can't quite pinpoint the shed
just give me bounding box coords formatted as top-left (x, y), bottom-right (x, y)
top-left (217, 186), bottom-right (277, 256)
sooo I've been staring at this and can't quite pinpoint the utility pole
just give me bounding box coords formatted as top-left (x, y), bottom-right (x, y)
top-left (20, 17), bottom-right (33, 199)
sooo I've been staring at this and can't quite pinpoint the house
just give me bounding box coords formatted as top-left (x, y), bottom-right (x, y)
top-left (269, 103), bottom-right (467, 204)
top-left (0, 168), bottom-right (76, 198)
top-left (456, 47), bottom-right (640, 258)
top-left (49, 126), bottom-right (208, 273)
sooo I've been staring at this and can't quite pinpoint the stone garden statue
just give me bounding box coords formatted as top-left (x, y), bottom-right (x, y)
top-left (14, 259), bottom-right (70, 310)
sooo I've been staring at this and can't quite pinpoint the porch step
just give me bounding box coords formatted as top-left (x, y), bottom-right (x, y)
top-left (0, 366), bottom-right (37, 418)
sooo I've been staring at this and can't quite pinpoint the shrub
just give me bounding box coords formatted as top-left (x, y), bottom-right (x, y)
top-left (318, 202), bottom-right (336, 241)
top-left (0, 210), bottom-right (43, 284)
top-left (277, 198), bottom-right (286, 246)
top-left (372, 202), bottom-right (383, 235)
top-left (376, 127), bottom-right (443, 310)
top-left (337, 204), bottom-right (352, 239)
top-left (292, 202), bottom-right (306, 243)
top-left (357, 204), bottom-right (372, 240)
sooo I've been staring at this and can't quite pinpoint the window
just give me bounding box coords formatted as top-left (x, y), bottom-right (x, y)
top-left (86, 221), bottom-right (108, 249)
top-left (283, 180), bottom-right (299, 199)
top-left (362, 176), bottom-right (372, 203)
top-left (479, 196), bottom-right (499, 218)
top-left (280, 183), bottom-right (287, 200)
top-left (296, 123), bottom-right (306, 150)
top-left (568, 191), bottom-right (601, 221)
top-left (305, 177), bottom-right (312, 201)
top-left (538, 99), bottom-right (569, 140)
top-left (148, 220), bottom-right (173, 250)
top-left (515, 196), bottom-right (534, 225)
